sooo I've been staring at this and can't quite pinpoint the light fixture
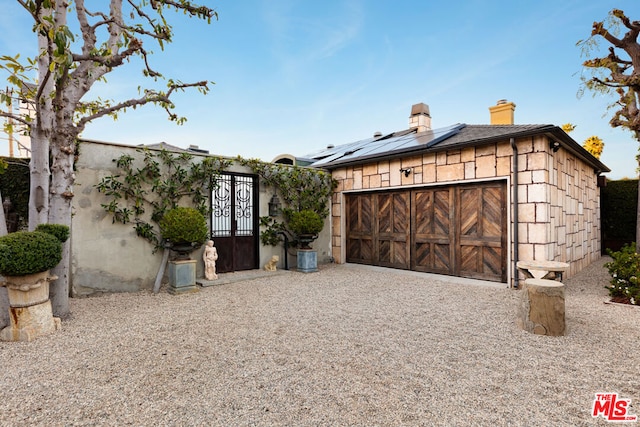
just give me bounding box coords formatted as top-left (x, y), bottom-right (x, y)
top-left (549, 140), bottom-right (561, 152)
top-left (400, 167), bottom-right (412, 177)
top-left (268, 194), bottom-right (281, 217)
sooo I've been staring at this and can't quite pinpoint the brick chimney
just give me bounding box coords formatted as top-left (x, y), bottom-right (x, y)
top-left (489, 99), bottom-right (516, 125)
top-left (409, 103), bottom-right (431, 132)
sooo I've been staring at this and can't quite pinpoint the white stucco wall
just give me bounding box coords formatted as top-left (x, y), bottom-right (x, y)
top-left (71, 140), bottom-right (331, 296)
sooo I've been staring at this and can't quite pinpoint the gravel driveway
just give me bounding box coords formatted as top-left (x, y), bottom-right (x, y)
top-left (0, 257), bottom-right (638, 426)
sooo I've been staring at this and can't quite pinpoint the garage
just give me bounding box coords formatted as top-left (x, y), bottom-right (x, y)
top-left (345, 181), bottom-right (507, 282)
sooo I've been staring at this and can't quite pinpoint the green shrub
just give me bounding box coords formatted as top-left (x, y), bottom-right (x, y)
top-left (0, 157), bottom-right (30, 229)
top-left (35, 223), bottom-right (70, 243)
top-left (0, 231), bottom-right (62, 276)
top-left (159, 207), bottom-right (208, 245)
top-left (605, 243), bottom-right (640, 305)
top-left (287, 209), bottom-right (324, 236)
top-left (601, 179), bottom-right (638, 242)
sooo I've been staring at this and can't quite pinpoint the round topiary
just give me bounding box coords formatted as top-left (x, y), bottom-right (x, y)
top-left (35, 223), bottom-right (70, 243)
top-left (0, 231), bottom-right (63, 276)
top-left (159, 207), bottom-right (208, 245)
top-left (288, 209), bottom-right (324, 236)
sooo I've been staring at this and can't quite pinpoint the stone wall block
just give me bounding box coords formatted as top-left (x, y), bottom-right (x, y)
top-left (436, 164), bottom-right (464, 182)
top-left (475, 156), bottom-right (496, 178)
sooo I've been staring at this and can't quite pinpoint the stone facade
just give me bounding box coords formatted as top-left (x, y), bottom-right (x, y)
top-left (329, 134), bottom-right (602, 285)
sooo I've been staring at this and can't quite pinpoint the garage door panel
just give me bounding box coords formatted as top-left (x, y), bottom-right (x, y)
top-left (483, 246), bottom-right (503, 275)
top-left (346, 193), bottom-right (375, 264)
top-left (379, 240), bottom-right (390, 263)
top-left (460, 188), bottom-right (479, 237)
top-left (393, 193), bottom-right (409, 233)
top-left (345, 181), bottom-right (506, 283)
top-left (347, 237), bottom-right (374, 263)
top-left (414, 242), bottom-right (452, 274)
top-left (457, 183), bottom-right (506, 282)
top-left (434, 190), bottom-right (451, 235)
top-left (414, 191), bottom-right (432, 234)
top-left (460, 246), bottom-right (504, 280)
top-left (377, 192), bottom-right (410, 269)
top-left (482, 187), bottom-right (503, 238)
top-left (378, 194), bottom-right (392, 233)
top-left (434, 243), bottom-right (452, 272)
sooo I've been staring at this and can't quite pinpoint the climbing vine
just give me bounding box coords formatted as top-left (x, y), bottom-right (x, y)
top-left (96, 149), bottom-right (336, 251)
top-left (238, 157), bottom-right (337, 246)
top-left (96, 148), bottom-right (231, 251)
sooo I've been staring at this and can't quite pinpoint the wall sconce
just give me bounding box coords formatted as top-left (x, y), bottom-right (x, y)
top-left (268, 194), bottom-right (281, 217)
top-left (400, 167), bottom-right (412, 177)
top-left (549, 140), bottom-right (561, 153)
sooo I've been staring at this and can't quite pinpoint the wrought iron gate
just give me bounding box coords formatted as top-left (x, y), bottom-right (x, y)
top-left (210, 173), bottom-right (259, 273)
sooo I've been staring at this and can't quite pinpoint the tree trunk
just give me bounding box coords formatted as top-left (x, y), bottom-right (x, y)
top-left (0, 189), bottom-right (7, 236)
top-left (637, 168), bottom-right (639, 253)
top-left (28, 128), bottom-right (51, 231)
top-left (0, 189), bottom-right (8, 330)
top-left (48, 143), bottom-right (75, 317)
top-left (28, 14), bottom-right (53, 230)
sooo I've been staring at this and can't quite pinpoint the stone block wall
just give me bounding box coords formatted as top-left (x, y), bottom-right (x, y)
top-left (329, 135), bottom-right (602, 283)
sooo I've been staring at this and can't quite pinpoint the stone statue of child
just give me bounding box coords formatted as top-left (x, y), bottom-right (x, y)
top-left (203, 240), bottom-right (218, 280)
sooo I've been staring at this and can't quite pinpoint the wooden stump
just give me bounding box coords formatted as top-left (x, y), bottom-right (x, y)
top-left (517, 278), bottom-right (566, 336)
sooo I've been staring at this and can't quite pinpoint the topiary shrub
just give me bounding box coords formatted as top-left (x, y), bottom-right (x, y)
top-left (287, 209), bottom-right (324, 236)
top-left (35, 223), bottom-right (70, 243)
top-left (287, 209), bottom-right (324, 249)
top-left (159, 207), bottom-right (208, 245)
top-left (0, 231), bottom-right (63, 276)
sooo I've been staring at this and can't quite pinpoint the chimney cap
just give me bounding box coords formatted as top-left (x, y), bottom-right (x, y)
top-left (373, 131), bottom-right (383, 138)
top-left (410, 103), bottom-right (430, 117)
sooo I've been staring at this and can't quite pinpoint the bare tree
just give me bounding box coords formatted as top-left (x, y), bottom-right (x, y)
top-left (580, 8), bottom-right (640, 252)
top-left (0, 0), bottom-right (216, 316)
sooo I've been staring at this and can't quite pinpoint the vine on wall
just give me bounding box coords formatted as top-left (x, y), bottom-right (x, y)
top-left (96, 148), bottom-right (231, 250)
top-left (96, 150), bottom-right (337, 251)
top-left (238, 157), bottom-right (337, 246)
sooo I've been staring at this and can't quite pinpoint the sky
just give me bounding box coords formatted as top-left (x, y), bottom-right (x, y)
top-left (1, 1), bottom-right (640, 179)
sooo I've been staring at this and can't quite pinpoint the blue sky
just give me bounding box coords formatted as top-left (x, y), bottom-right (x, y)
top-left (1, 1), bottom-right (640, 179)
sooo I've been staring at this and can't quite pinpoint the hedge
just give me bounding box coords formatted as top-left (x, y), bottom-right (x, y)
top-left (0, 157), bottom-right (30, 228)
top-left (601, 179), bottom-right (638, 250)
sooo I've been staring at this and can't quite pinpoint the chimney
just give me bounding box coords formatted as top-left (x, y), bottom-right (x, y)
top-left (489, 99), bottom-right (516, 125)
top-left (409, 103), bottom-right (431, 132)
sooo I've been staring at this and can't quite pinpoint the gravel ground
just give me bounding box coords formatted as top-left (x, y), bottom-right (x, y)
top-left (0, 257), bottom-right (638, 426)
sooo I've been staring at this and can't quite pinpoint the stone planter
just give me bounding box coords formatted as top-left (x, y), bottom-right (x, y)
top-left (297, 249), bottom-right (318, 273)
top-left (0, 271), bottom-right (61, 342)
top-left (168, 259), bottom-right (199, 295)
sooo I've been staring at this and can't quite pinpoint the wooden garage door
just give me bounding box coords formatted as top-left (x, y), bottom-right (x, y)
top-left (345, 182), bottom-right (507, 282)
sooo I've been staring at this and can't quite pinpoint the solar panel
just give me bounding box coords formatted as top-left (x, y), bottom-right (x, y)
top-left (309, 123), bottom-right (465, 167)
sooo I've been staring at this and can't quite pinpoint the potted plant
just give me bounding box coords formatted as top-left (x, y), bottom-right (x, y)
top-left (0, 224), bottom-right (69, 341)
top-left (287, 209), bottom-right (324, 273)
top-left (159, 207), bottom-right (208, 294)
top-left (159, 206), bottom-right (209, 258)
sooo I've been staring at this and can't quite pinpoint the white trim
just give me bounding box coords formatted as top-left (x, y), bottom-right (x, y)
top-left (340, 175), bottom-right (509, 195)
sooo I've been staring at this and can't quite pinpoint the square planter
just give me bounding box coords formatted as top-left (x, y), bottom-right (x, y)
top-left (297, 249), bottom-right (318, 273)
top-left (168, 260), bottom-right (199, 294)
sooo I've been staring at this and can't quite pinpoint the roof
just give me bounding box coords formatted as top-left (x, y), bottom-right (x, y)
top-left (306, 123), bottom-right (610, 173)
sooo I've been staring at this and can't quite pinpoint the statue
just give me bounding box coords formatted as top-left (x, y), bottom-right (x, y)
top-left (264, 255), bottom-right (279, 271)
top-left (203, 240), bottom-right (218, 280)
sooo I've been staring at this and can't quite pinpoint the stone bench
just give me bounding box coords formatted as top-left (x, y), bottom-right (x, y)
top-left (517, 278), bottom-right (566, 336)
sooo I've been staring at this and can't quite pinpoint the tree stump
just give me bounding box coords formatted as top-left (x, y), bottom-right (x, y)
top-left (517, 278), bottom-right (566, 336)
